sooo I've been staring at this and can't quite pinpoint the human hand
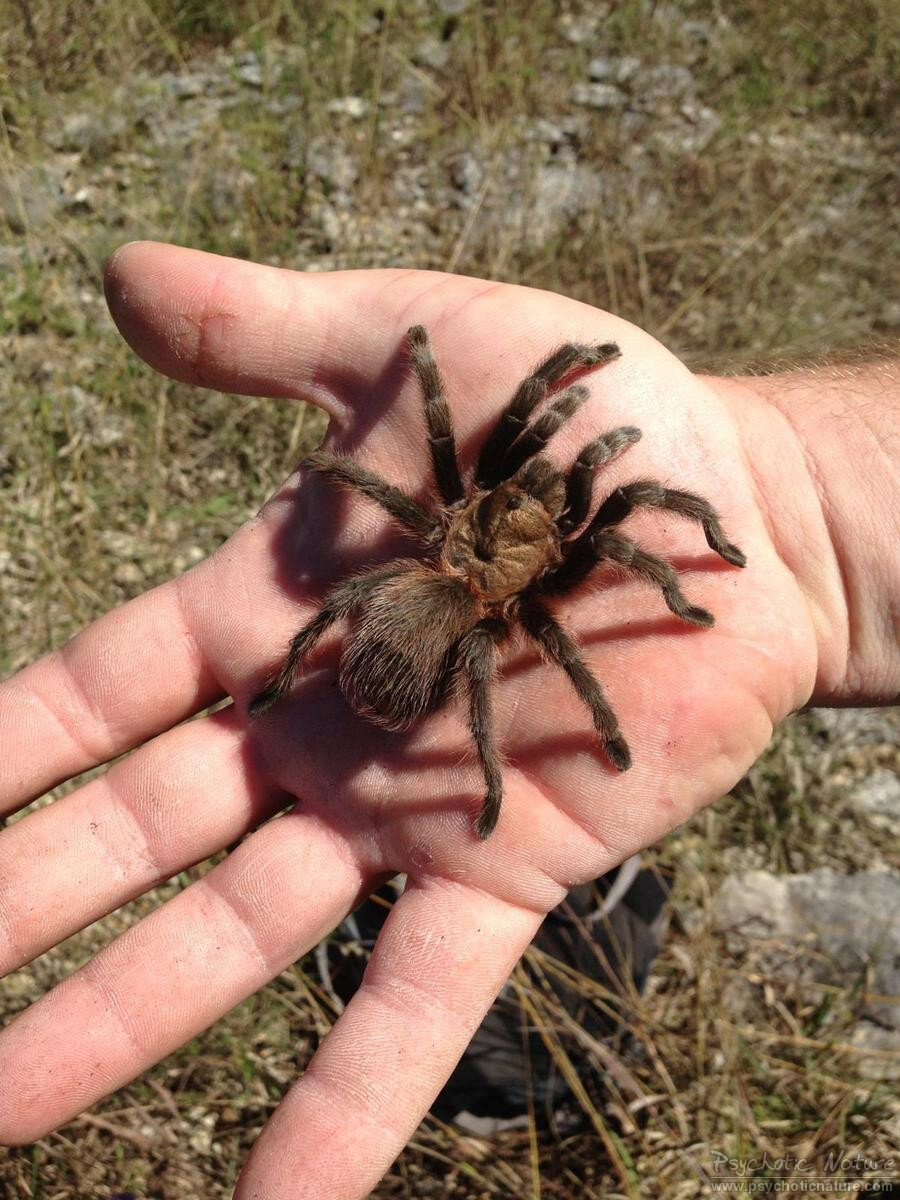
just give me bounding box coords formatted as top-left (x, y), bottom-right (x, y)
top-left (0, 242), bottom-right (884, 1197)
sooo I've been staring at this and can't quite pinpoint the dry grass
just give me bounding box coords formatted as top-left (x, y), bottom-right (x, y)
top-left (1, 1), bottom-right (898, 1196)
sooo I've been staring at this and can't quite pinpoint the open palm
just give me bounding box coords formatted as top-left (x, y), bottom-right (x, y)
top-left (0, 242), bottom-right (818, 1198)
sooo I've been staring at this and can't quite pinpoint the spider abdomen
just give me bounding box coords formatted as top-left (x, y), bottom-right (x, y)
top-left (339, 568), bottom-right (478, 731)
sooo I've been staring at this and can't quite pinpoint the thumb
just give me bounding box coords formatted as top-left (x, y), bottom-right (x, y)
top-left (103, 241), bottom-right (476, 421)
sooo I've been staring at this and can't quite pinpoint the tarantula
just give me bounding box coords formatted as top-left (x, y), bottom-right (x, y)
top-left (250, 327), bottom-right (746, 838)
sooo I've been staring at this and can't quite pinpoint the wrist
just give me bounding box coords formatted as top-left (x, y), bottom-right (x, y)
top-left (710, 362), bottom-right (899, 707)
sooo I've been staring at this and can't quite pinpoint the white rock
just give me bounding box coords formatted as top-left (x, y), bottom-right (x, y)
top-left (848, 768), bottom-right (900, 834)
top-left (588, 55), bottom-right (640, 84)
top-left (716, 868), bottom-right (900, 1028)
top-left (307, 138), bottom-right (358, 191)
top-left (327, 96), bottom-right (369, 120)
top-left (413, 36), bottom-right (450, 71)
top-left (571, 82), bottom-right (624, 110)
top-left (848, 1022), bottom-right (900, 1080)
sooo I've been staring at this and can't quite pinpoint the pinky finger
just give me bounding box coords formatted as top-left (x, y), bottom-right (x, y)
top-left (235, 880), bottom-right (542, 1200)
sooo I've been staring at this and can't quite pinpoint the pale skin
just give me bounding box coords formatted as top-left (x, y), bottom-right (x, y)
top-left (0, 242), bottom-right (897, 1199)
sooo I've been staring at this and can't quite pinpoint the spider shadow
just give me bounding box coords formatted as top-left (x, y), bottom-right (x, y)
top-left (495, 613), bottom-right (709, 692)
top-left (245, 661), bottom-right (631, 841)
top-left (319, 334), bottom-right (414, 454)
top-left (265, 335), bottom-right (460, 603)
top-left (266, 476), bottom-right (433, 604)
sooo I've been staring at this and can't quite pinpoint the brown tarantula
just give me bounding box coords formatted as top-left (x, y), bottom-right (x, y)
top-left (250, 327), bottom-right (746, 838)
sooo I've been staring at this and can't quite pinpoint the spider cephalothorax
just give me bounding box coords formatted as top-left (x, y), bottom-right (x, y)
top-left (250, 326), bottom-right (746, 838)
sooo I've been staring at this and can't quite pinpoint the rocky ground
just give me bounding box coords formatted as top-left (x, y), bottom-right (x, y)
top-left (1, 2), bottom-right (897, 1197)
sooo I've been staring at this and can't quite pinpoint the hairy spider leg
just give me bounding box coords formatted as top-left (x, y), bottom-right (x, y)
top-left (407, 325), bottom-right (465, 505)
top-left (518, 597), bottom-right (631, 771)
top-left (557, 426), bottom-right (643, 535)
top-left (476, 341), bottom-right (621, 489)
top-left (539, 474), bottom-right (745, 618)
top-left (498, 384), bottom-right (589, 480)
top-left (249, 564), bottom-right (409, 717)
top-left (303, 449), bottom-right (440, 542)
top-left (541, 530), bottom-right (715, 626)
top-left (459, 617), bottom-right (509, 839)
top-left (588, 480), bottom-right (747, 566)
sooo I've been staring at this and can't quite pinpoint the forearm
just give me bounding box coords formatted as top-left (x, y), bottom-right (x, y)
top-left (712, 359), bottom-right (899, 707)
